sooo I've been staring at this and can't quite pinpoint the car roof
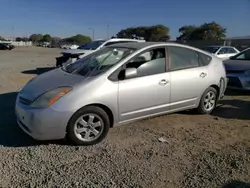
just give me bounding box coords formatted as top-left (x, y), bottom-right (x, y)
top-left (107, 38), bottom-right (145, 42)
top-left (107, 41), bottom-right (193, 50)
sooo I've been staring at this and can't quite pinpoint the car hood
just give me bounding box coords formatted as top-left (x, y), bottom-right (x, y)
top-left (19, 68), bottom-right (86, 101)
top-left (223, 59), bottom-right (250, 71)
top-left (61, 49), bottom-right (94, 55)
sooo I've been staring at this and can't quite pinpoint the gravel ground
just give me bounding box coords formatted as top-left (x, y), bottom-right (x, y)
top-left (0, 47), bottom-right (250, 188)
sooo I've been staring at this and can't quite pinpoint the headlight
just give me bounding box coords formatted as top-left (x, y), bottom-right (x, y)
top-left (245, 70), bottom-right (250, 75)
top-left (30, 87), bottom-right (72, 108)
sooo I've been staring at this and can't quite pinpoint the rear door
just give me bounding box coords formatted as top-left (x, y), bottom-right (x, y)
top-left (167, 46), bottom-right (212, 111)
top-left (225, 47), bottom-right (239, 58)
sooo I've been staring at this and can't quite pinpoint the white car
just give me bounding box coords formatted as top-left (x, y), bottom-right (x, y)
top-left (203, 45), bottom-right (240, 60)
top-left (56, 38), bottom-right (146, 67)
top-left (68, 44), bottom-right (79, 49)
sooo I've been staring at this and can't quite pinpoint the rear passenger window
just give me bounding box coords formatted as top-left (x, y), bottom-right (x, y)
top-left (168, 46), bottom-right (199, 71)
top-left (198, 52), bottom-right (212, 66)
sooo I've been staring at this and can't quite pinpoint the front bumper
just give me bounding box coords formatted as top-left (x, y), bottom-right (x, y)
top-left (15, 94), bottom-right (72, 141)
top-left (226, 73), bottom-right (250, 90)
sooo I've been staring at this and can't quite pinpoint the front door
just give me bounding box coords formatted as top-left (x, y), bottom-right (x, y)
top-left (216, 47), bottom-right (229, 60)
top-left (118, 47), bottom-right (171, 123)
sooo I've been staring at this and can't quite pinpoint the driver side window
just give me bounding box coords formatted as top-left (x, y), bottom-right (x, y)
top-left (124, 47), bottom-right (167, 78)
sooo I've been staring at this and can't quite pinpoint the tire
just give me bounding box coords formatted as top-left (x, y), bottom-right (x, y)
top-left (196, 87), bottom-right (218, 114)
top-left (67, 106), bottom-right (110, 146)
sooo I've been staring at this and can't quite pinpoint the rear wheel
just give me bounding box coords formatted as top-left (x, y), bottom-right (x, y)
top-left (196, 87), bottom-right (218, 114)
top-left (67, 106), bottom-right (110, 146)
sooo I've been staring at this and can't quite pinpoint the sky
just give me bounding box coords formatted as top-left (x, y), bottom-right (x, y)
top-left (0, 0), bottom-right (249, 40)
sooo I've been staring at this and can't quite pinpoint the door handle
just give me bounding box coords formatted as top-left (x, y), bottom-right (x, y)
top-left (159, 79), bottom-right (169, 85)
top-left (200, 72), bottom-right (207, 78)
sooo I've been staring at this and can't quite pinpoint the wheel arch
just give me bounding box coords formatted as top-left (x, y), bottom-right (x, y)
top-left (68, 103), bottom-right (114, 129)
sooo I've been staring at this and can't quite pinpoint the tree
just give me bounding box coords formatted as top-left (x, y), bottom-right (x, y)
top-left (29, 34), bottom-right (43, 43)
top-left (42, 34), bottom-right (52, 42)
top-left (200, 22), bottom-right (227, 40)
top-left (0, 36), bottom-right (6, 41)
top-left (51, 37), bottom-right (61, 46)
top-left (176, 21), bottom-right (227, 41)
top-left (63, 34), bottom-right (92, 44)
top-left (16, 37), bottom-right (23, 42)
top-left (176, 25), bottom-right (197, 41)
top-left (116, 25), bottom-right (170, 41)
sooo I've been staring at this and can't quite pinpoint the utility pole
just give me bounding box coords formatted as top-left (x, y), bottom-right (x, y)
top-left (88, 28), bottom-right (94, 40)
top-left (107, 25), bottom-right (110, 39)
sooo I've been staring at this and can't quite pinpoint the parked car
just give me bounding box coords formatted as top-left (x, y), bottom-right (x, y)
top-left (0, 43), bottom-right (14, 50)
top-left (16, 42), bottom-right (227, 145)
top-left (60, 44), bottom-right (71, 49)
top-left (77, 43), bottom-right (90, 49)
top-left (223, 47), bottom-right (250, 90)
top-left (68, 44), bottom-right (79, 49)
top-left (203, 45), bottom-right (240, 60)
top-left (55, 38), bottom-right (146, 67)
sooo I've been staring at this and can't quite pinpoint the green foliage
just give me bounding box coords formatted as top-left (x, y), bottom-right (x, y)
top-left (116, 24), bottom-right (170, 41)
top-left (29, 34), bottom-right (43, 43)
top-left (51, 37), bottom-right (61, 45)
top-left (62, 34), bottom-right (92, 44)
top-left (0, 36), bottom-right (7, 41)
top-left (42, 34), bottom-right (52, 42)
top-left (177, 21), bottom-right (227, 41)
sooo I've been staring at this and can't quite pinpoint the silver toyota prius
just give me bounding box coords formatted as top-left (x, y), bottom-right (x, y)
top-left (15, 42), bottom-right (227, 145)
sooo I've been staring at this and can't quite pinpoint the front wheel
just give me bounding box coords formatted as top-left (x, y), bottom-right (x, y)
top-left (67, 106), bottom-right (110, 146)
top-left (196, 87), bottom-right (218, 114)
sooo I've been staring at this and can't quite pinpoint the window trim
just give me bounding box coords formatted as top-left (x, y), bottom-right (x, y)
top-left (108, 46), bottom-right (169, 81)
top-left (167, 46), bottom-right (203, 72)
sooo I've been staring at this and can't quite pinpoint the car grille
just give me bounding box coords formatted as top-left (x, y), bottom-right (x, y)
top-left (19, 96), bottom-right (33, 106)
top-left (227, 77), bottom-right (242, 88)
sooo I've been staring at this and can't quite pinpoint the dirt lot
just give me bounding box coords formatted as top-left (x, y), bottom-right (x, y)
top-left (0, 47), bottom-right (250, 188)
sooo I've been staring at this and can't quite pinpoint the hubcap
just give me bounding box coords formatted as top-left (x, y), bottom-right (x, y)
top-left (74, 114), bottom-right (104, 142)
top-left (204, 91), bottom-right (216, 111)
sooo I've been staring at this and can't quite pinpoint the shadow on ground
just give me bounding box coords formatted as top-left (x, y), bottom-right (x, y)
top-left (22, 67), bottom-right (55, 75)
top-left (225, 89), bottom-right (250, 96)
top-left (0, 92), bottom-right (66, 147)
top-left (223, 180), bottom-right (250, 188)
top-left (212, 98), bottom-right (250, 120)
top-left (211, 89), bottom-right (250, 120)
top-left (179, 89), bottom-right (250, 120)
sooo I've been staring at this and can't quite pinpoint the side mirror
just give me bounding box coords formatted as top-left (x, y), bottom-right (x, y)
top-left (125, 68), bottom-right (137, 79)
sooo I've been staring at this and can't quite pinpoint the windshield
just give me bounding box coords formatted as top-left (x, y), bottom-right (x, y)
top-left (230, 48), bottom-right (250, 61)
top-left (62, 47), bottom-right (135, 76)
top-left (202, 46), bottom-right (220, 54)
top-left (77, 44), bottom-right (89, 49)
top-left (80, 40), bottom-right (106, 50)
